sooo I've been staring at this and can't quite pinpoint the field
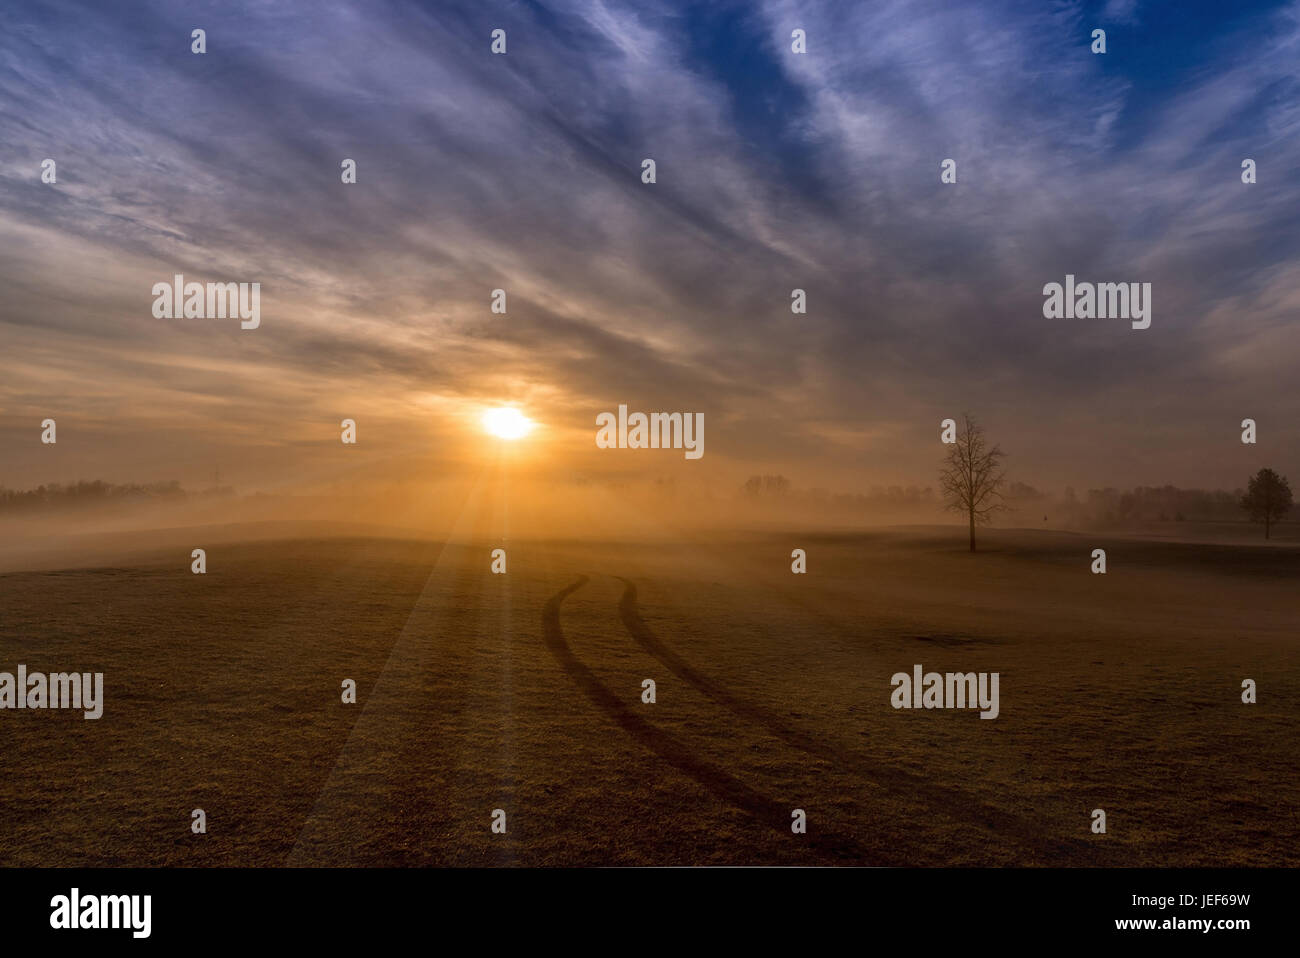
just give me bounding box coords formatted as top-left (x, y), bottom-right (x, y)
top-left (1, 517), bottom-right (1296, 867)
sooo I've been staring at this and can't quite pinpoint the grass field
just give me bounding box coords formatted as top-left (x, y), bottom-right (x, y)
top-left (1, 517), bottom-right (1295, 867)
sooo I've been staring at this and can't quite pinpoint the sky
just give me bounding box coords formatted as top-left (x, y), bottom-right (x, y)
top-left (1, 0), bottom-right (1298, 498)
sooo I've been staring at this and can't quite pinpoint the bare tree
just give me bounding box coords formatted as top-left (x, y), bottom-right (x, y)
top-left (939, 414), bottom-right (1008, 552)
top-left (1240, 468), bottom-right (1293, 539)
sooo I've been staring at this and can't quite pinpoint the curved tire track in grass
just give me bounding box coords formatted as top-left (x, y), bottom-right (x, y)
top-left (614, 576), bottom-right (1106, 865)
top-left (544, 576), bottom-right (897, 865)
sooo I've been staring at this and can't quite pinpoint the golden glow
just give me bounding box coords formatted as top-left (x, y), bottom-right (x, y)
top-left (482, 406), bottom-right (533, 440)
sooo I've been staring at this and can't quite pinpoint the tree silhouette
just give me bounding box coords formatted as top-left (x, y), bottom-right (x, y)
top-left (1240, 468), bottom-right (1293, 539)
top-left (939, 414), bottom-right (1008, 552)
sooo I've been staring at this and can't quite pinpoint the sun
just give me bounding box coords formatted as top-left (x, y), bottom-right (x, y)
top-left (482, 406), bottom-right (534, 440)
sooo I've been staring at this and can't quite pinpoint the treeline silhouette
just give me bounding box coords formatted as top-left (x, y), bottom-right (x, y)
top-left (0, 480), bottom-right (231, 513)
top-left (1054, 485), bottom-right (1245, 525)
top-left (739, 476), bottom-right (1264, 527)
top-left (743, 474), bottom-right (938, 508)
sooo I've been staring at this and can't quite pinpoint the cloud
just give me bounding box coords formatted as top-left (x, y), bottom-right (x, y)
top-left (1, 0), bottom-right (1297, 491)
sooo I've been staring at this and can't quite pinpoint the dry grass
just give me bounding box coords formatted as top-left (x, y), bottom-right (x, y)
top-left (0, 523), bottom-right (1294, 866)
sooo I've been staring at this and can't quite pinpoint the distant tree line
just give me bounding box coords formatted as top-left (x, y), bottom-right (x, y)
top-left (742, 474), bottom-right (938, 509)
top-left (0, 480), bottom-right (193, 512)
top-left (737, 474), bottom-right (1293, 532)
top-left (1054, 485), bottom-right (1244, 525)
top-left (748, 418), bottom-right (1292, 547)
top-left (742, 474), bottom-right (791, 497)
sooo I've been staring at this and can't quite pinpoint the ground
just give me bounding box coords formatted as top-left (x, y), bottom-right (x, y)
top-left (0, 521), bottom-right (1294, 866)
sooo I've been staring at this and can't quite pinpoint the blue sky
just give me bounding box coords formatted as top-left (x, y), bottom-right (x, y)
top-left (1, 0), bottom-right (1297, 492)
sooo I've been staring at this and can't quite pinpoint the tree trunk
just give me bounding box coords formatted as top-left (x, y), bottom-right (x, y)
top-left (969, 510), bottom-right (976, 552)
top-left (1265, 516), bottom-right (1270, 540)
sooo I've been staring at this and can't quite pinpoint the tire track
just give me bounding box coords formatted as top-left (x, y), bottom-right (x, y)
top-left (543, 576), bottom-right (900, 865)
top-left (614, 576), bottom-right (1107, 865)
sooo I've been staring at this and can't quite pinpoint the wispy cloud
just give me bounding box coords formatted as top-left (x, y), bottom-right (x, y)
top-left (1, 0), bottom-right (1297, 490)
